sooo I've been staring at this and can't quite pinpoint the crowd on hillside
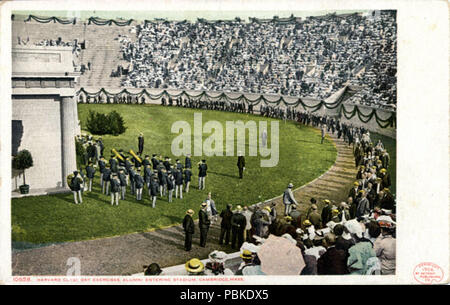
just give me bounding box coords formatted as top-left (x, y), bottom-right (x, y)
top-left (120, 11), bottom-right (396, 108)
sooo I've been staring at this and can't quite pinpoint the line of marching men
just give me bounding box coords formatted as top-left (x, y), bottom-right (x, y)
top-left (68, 151), bottom-right (209, 206)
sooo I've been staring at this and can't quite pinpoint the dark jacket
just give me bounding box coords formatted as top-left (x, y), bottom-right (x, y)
top-left (98, 160), bottom-right (106, 173)
top-left (86, 165), bottom-right (96, 179)
top-left (167, 174), bottom-right (174, 190)
top-left (321, 205), bottom-right (332, 226)
top-left (134, 174), bottom-right (144, 188)
top-left (149, 178), bottom-right (159, 196)
top-left (144, 166), bottom-right (153, 183)
top-left (183, 215), bottom-right (195, 234)
top-left (184, 169), bottom-right (192, 182)
top-left (71, 176), bottom-right (83, 191)
top-left (111, 178), bottom-right (121, 193)
top-left (185, 157), bottom-right (192, 169)
top-left (220, 208), bottom-right (233, 229)
top-left (317, 247), bottom-right (349, 275)
top-left (118, 172), bottom-right (127, 187)
top-left (198, 163), bottom-right (208, 177)
top-left (237, 156), bottom-right (245, 169)
top-left (231, 212), bottom-right (247, 231)
top-left (174, 170), bottom-right (184, 185)
top-left (199, 209), bottom-right (210, 229)
top-left (109, 158), bottom-right (118, 173)
top-left (151, 157), bottom-right (159, 170)
top-left (102, 168), bottom-right (112, 181)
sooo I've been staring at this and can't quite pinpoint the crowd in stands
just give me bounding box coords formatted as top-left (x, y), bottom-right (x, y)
top-left (120, 11), bottom-right (396, 108)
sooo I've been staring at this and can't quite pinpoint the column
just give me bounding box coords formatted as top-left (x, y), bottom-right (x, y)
top-left (60, 96), bottom-right (77, 187)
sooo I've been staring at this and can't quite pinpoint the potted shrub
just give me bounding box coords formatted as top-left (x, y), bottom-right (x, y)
top-left (12, 149), bottom-right (33, 194)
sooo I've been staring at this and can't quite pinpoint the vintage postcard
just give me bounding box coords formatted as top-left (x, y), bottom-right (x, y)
top-left (0, 0), bottom-right (448, 288)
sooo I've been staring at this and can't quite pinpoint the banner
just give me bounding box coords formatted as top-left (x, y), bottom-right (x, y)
top-left (76, 88), bottom-right (396, 128)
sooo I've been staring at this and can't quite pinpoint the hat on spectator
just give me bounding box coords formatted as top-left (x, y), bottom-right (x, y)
top-left (185, 258), bottom-right (204, 273)
top-left (240, 249), bottom-right (253, 260)
top-left (377, 215), bottom-right (396, 228)
top-left (288, 183), bottom-right (294, 188)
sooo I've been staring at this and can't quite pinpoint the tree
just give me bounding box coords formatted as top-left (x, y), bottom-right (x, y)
top-left (12, 150), bottom-right (33, 186)
top-left (85, 110), bottom-right (127, 136)
top-left (107, 110), bottom-right (127, 136)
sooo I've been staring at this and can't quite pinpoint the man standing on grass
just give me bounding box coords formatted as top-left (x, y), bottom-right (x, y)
top-left (85, 162), bottom-right (95, 192)
top-left (138, 132), bottom-right (144, 156)
top-left (118, 168), bottom-right (127, 200)
top-left (98, 156), bottom-right (106, 188)
top-left (134, 169), bottom-right (144, 201)
top-left (149, 174), bottom-right (159, 208)
top-left (174, 167), bottom-right (184, 199)
top-left (237, 151), bottom-right (246, 179)
top-left (199, 202), bottom-right (211, 247)
top-left (184, 166), bottom-right (192, 193)
top-left (102, 164), bottom-right (112, 195)
top-left (110, 174), bottom-right (121, 206)
top-left (167, 168), bottom-right (175, 203)
top-left (198, 159), bottom-right (208, 190)
top-left (70, 171), bottom-right (83, 204)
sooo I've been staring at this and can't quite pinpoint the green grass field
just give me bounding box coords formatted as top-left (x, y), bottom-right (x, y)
top-left (11, 104), bottom-right (338, 244)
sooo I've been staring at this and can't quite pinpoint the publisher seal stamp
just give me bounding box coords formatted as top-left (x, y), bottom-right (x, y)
top-left (413, 262), bottom-right (444, 284)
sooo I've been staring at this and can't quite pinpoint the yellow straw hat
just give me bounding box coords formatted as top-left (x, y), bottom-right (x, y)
top-left (185, 258), bottom-right (204, 273)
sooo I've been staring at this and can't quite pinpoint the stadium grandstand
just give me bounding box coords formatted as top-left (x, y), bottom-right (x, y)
top-left (12, 10), bottom-right (396, 109)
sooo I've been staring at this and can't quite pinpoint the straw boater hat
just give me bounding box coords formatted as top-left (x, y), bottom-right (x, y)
top-left (323, 199), bottom-right (331, 204)
top-left (236, 205), bottom-right (243, 211)
top-left (240, 249), bottom-right (253, 260)
top-left (201, 202), bottom-right (207, 208)
top-left (185, 258), bottom-right (204, 273)
top-left (288, 183), bottom-right (294, 188)
top-left (263, 206), bottom-right (271, 212)
top-left (303, 219), bottom-right (312, 227)
top-left (354, 181), bottom-right (359, 186)
top-left (186, 209), bottom-right (194, 216)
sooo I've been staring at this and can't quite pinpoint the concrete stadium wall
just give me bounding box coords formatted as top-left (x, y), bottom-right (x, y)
top-left (80, 87), bottom-right (396, 139)
top-left (12, 96), bottom-right (64, 190)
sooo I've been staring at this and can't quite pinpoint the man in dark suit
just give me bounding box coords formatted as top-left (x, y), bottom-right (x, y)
top-left (199, 202), bottom-right (211, 247)
top-left (85, 162), bottom-right (96, 192)
top-left (138, 133), bottom-right (144, 156)
top-left (183, 209), bottom-right (195, 251)
top-left (231, 206), bottom-right (247, 249)
top-left (184, 167), bottom-right (192, 193)
top-left (151, 154), bottom-right (159, 170)
top-left (321, 199), bottom-right (332, 227)
top-left (185, 154), bottom-right (192, 169)
top-left (198, 159), bottom-right (208, 190)
top-left (237, 152), bottom-right (245, 179)
top-left (219, 204), bottom-right (233, 245)
top-left (109, 155), bottom-right (118, 173)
